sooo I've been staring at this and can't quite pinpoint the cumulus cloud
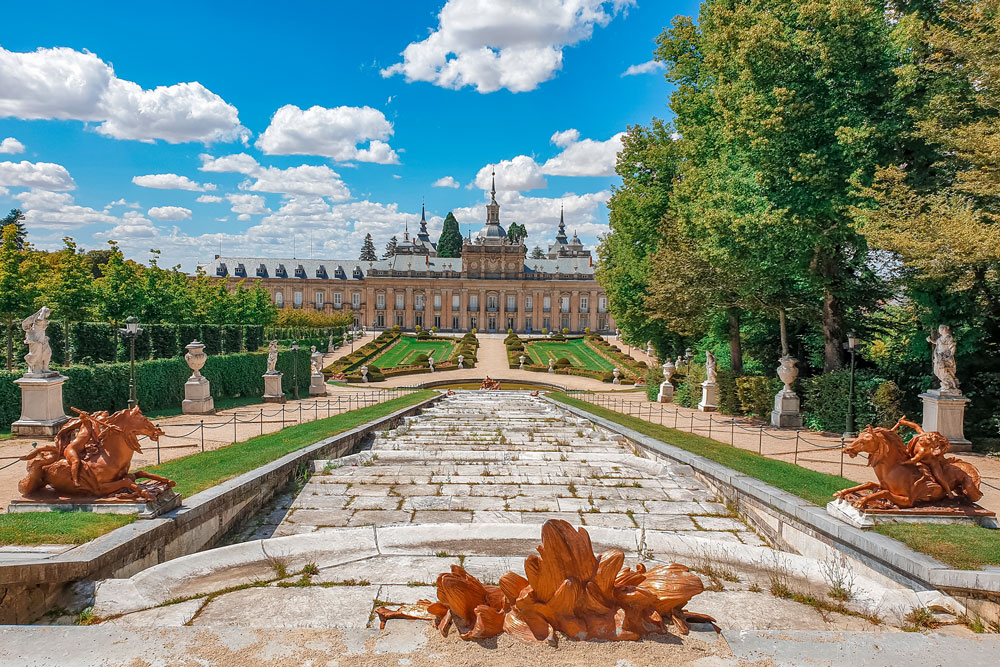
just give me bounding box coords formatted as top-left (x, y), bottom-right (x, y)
top-left (147, 205), bottom-right (192, 221)
top-left (381, 0), bottom-right (634, 93)
top-left (256, 105), bottom-right (399, 163)
top-left (196, 194), bottom-right (224, 203)
top-left (0, 186), bottom-right (8, 197)
top-left (198, 152), bottom-right (259, 175)
top-left (621, 60), bottom-right (665, 77)
top-left (132, 173), bottom-right (215, 191)
top-left (105, 198), bottom-right (140, 209)
top-left (243, 164), bottom-right (351, 200)
top-left (0, 160), bottom-right (75, 191)
top-left (226, 193), bottom-right (270, 217)
top-left (0, 137), bottom-right (25, 154)
top-left (473, 156), bottom-right (547, 191)
top-left (432, 175), bottom-right (460, 188)
top-left (541, 129), bottom-right (624, 177)
top-left (0, 46), bottom-right (246, 144)
top-left (13, 189), bottom-right (117, 230)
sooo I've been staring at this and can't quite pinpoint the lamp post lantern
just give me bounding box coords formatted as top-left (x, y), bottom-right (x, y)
top-left (119, 316), bottom-right (142, 409)
top-left (844, 332), bottom-right (860, 438)
top-left (291, 341), bottom-right (300, 400)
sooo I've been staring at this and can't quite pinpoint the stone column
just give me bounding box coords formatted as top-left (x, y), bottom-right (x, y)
top-left (182, 340), bottom-right (215, 415)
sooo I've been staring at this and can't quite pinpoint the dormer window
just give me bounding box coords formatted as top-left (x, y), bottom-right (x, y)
top-left (276, 264), bottom-right (288, 278)
top-left (352, 266), bottom-right (364, 279)
top-left (216, 263), bottom-right (228, 277)
top-left (316, 264), bottom-right (328, 279)
top-left (335, 265), bottom-right (346, 279)
top-left (235, 263), bottom-right (247, 278)
top-left (256, 263), bottom-right (268, 278)
top-left (295, 264), bottom-right (306, 278)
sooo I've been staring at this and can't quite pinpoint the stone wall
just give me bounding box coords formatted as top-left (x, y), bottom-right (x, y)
top-left (0, 394), bottom-right (441, 624)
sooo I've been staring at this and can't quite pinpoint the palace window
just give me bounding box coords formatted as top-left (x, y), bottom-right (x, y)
top-left (487, 295), bottom-right (498, 311)
top-left (525, 318), bottom-right (533, 332)
top-left (376, 313), bottom-right (385, 328)
top-left (395, 313), bottom-right (404, 327)
top-left (506, 295), bottom-right (516, 311)
top-left (580, 296), bottom-right (589, 313)
top-left (469, 294), bottom-right (479, 311)
top-left (315, 291), bottom-right (324, 309)
top-left (543, 296), bottom-right (551, 312)
top-left (333, 292), bottom-right (342, 308)
top-left (415, 294), bottom-right (425, 311)
top-left (433, 294), bottom-right (442, 310)
top-left (452, 316), bottom-right (459, 330)
top-left (376, 293), bottom-right (385, 309)
top-left (561, 314), bottom-right (570, 330)
top-left (275, 292), bottom-right (284, 307)
top-left (543, 317), bottom-right (551, 331)
top-left (525, 296), bottom-right (533, 312)
top-left (395, 293), bottom-right (405, 310)
top-left (293, 291), bottom-right (303, 309)
top-left (598, 316), bottom-right (608, 331)
top-left (434, 315), bottom-right (441, 329)
top-left (352, 292), bottom-right (360, 308)
top-left (452, 294), bottom-right (460, 309)
top-left (598, 297), bottom-right (607, 313)
top-left (470, 316), bottom-right (478, 330)
top-left (415, 314), bottom-right (424, 328)
top-left (560, 296), bottom-right (570, 313)
top-left (579, 315), bottom-right (589, 331)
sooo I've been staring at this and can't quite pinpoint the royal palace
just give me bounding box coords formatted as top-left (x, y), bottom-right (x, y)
top-left (198, 176), bottom-right (614, 335)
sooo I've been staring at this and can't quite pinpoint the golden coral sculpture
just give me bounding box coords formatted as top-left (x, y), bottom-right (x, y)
top-left (377, 519), bottom-right (714, 645)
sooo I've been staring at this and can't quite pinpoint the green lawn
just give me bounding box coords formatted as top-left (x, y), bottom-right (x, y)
top-left (548, 391), bottom-right (851, 505)
top-left (524, 338), bottom-right (616, 371)
top-left (372, 336), bottom-right (457, 369)
top-left (549, 391), bottom-right (1000, 569)
top-left (0, 390), bottom-right (436, 545)
top-left (0, 512), bottom-right (136, 546)
top-left (874, 523), bottom-right (1000, 570)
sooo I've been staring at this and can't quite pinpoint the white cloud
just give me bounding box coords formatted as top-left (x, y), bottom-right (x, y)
top-left (432, 175), bottom-right (460, 188)
top-left (13, 189), bottom-right (118, 230)
top-left (455, 188), bottom-right (610, 247)
top-left (243, 164), bottom-right (351, 200)
top-left (196, 194), bottom-right (224, 203)
top-left (147, 205), bottom-right (192, 221)
top-left (198, 152), bottom-right (259, 175)
top-left (0, 46), bottom-right (246, 144)
top-left (226, 193), bottom-right (270, 217)
top-left (474, 156), bottom-right (547, 191)
top-left (256, 105), bottom-right (399, 163)
top-left (0, 186), bottom-right (8, 197)
top-left (100, 210), bottom-right (159, 239)
top-left (541, 129), bottom-right (624, 177)
top-left (381, 0), bottom-right (634, 93)
top-left (132, 173), bottom-right (215, 191)
top-left (0, 160), bottom-right (75, 191)
top-left (621, 60), bottom-right (665, 77)
top-left (105, 198), bottom-right (140, 209)
top-left (0, 137), bottom-right (25, 154)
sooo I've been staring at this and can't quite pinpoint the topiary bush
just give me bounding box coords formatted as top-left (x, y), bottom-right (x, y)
top-left (554, 357), bottom-right (571, 367)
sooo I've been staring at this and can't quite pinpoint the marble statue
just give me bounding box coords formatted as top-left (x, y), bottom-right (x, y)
top-left (427, 355), bottom-right (435, 372)
top-left (675, 355), bottom-right (684, 371)
top-left (266, 340), bottom-right (279, 374)
top-left (928, 325), bottom-right (960, 394)
top-left (22, 307), bottom-right (54, 376)
top-left (704, 350), bottom-right (718, 385)
top-left (457, 355), bottom-right (464, 369)
top-left (327, 333), bottom-right (335, 353)
top-left (310, 346), bottom-right (323, 375)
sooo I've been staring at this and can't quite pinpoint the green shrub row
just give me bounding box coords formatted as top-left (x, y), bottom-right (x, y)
top-left (0, 349), bottom-right (311, 430)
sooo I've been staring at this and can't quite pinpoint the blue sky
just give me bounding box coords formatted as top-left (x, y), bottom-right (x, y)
top-left (0, 1), bottom-right (692, 270)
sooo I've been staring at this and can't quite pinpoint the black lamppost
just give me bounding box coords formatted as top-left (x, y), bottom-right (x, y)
top-left (119, 316), bottom-right (142, 409)
top-left (844, 332), bottom-right (860, 438)
top-left (291, 340), bottom-right (300, 400)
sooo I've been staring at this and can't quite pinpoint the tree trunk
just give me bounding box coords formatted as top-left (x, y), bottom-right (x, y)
top-left (727, 307), bottom-right (743, 373)
top-left (778, 307), bottom-right (789, 357)
top-left (822, 287), bottom-right (843, 372)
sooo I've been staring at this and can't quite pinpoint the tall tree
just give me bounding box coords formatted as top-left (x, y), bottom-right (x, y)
top-left (529, 246), bottom-right (545, 259)
top-left (382, 235), bottom-right (399, 259)
top-left (1, 209), bottom-right (27, 251)
top-left (0, 224), bottom-right (31, 369)
top-left (506, 222), bottom-right (527, 245)
top-left (359, 233), bottom-right (378, 261)
top-left (38, 237), bottom-right (94, 365)
top-left (436, 212), bottom-right (463, 257)
top-left (95, 241), bottom-right (145, 325)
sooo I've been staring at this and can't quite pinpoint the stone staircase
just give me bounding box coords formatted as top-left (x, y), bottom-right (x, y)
top-left (268, 391), bottom-right (762, 543)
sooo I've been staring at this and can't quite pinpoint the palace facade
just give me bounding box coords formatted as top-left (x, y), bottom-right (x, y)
top-left (198, 176), bottom-right (614, 335)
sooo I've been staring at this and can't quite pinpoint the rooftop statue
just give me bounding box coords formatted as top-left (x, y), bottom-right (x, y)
top-left (376, 519), bottom-right (712, 644)
top-left (835, 416), bottom-right (982, 510)
top-left (19, 406), bottom-right (175, 501)
top-left (22, 306), bottom-right (55, 377)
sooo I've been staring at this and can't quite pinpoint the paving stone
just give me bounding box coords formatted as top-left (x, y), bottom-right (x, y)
top-left (349, 510), bottom-right (411, 526)
top-left (642, 500), bottom-right (711, 515)
top-left (401, 496), bottom-right (452, 511)
top-left (348, 496), bottom-right (402, 511)
top-left (471, 510), bottom-right (522, 524)
top-left (285, 509), bottom-right (354, 527)
top-left (519, 512), bottom-right (585, 525)
top-left (580, 513), bottom-right (637, 529)
top-left (694, 516), bottom-right (745, 532)
top-left (192, 586), bottom-right (379, 629)
top-left (315, 556), bottom-right (459, 586)
top-left (504, 496), bottom-right (559, 512)
top-left (411, 510), bottom-right (473, 524)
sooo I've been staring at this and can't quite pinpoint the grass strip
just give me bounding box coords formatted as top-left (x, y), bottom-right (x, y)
top-left (873, 523), bottom-right (1000, 570)
top-left (147, 390), bottom-right (436, 497)
top-left (0, 390), bottom-right (435, 545)
top-left (0, 512), bottom-right (136, 546)
top-left (550, 391), bottom-right (1000, 569)
top-left (548, 391), bottom-right (852, 506)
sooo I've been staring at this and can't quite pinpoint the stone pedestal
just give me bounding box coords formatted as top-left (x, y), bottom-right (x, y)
top-left (309, 373), bottom-right (327, 396)
top-left (182, 375), bottom-right (214, 415)
top-left (771, 390), bottom-right (802, 429)
top-left (11, 374), bottom-right (69, 437)
top-left (698, 381), bottom-right (718, 412)
top-left (263, 372), bottom-right (285, 403)
top-left (919, 390), bottom-right (971, 451)
top-left (657, 381), bottom-right (674, 403)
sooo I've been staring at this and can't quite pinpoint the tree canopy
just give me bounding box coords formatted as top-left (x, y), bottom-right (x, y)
top-left (359, 233), bottom-right (378, 261)
top-left (436, 212), bottom-right (463, 257)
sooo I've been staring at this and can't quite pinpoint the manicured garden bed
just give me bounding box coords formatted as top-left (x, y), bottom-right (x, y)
top-left (523, 337), bottom-right (616, 371)
top-left (372, 336), bottom-right (457, 369)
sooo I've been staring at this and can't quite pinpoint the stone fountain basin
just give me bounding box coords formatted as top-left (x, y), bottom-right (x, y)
top-left (92, 523), bottom-right (930, 623)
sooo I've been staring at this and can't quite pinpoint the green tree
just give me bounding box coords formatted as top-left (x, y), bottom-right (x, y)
top-left (0, 225), bottom-right (32, 369)
top-left (529, 246), bottom-right (545, 259)
top-left (436, 212), bottom-right (463, 257)
top-left (382, 235), bottom-right (399, 259)
top-left (96, 241), bottom-right (146, 326)
top-left (359, 233), bottom-right (378, 261)
top-left (507, 222), bottom-right (527, 246)
top-left (1, 209), bottom-right (27, 251)
top-left (38, 237), bottom-right (95, 365)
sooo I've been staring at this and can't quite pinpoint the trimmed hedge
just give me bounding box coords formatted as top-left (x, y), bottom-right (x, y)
top-left (71, 322), bottom-right (117, 364)
top-left (801, 370), bottom-right (903, 433)
top-left (0, 348), bottom-right (311, 430)
top-left (149, 324), bottom-right (180, 358)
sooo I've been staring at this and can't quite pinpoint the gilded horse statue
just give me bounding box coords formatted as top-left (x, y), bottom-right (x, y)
top-left (19, 406), bottom-right (176, 501)
top-left (836, 417), bottom-right (982, 509)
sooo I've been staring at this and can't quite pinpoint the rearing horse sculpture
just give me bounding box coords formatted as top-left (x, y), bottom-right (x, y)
top-left (19, 406), bottom-right (176, 501)
top-left (835, 418), bottom-right (982, 509)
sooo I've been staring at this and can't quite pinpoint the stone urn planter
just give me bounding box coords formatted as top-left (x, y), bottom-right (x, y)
top-left (771, 355), bottom-right (802, 428)
top-left (457, 355), bottom-right (464, 369)
top-left (182, 340), bottom-right (214, 414)
top-left (613, 368), bottom-right (621, 385)
top-left (361, 365), bottom-right (369, 383)
top-left (776, 355), bottom-right (799, 391)
top-left (519, 355), bottom-right (526, 370)
top-left (184, 341), bottom-right (207, 378)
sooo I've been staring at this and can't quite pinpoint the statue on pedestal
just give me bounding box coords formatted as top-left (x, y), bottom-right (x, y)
top-left (704, 351), bottom-right (718, 385)
top-left (327, 333), bottom-right (335, 353)
top-left (266, 340), bottom-right (279, 374)
top-left (928, 325), bottom-right (960, 394)
top-left (657, 361), bottom-right (675, 403)
top-left (22, 307), bottom-right (55, 377)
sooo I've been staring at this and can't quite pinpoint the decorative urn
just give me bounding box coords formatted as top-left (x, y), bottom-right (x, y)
top-left (185, 341), bottom-right (207, 378)
top-left (662, 361), bottom-right (674, 383)
top-left (776, 355), bottom-right (799, 392)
